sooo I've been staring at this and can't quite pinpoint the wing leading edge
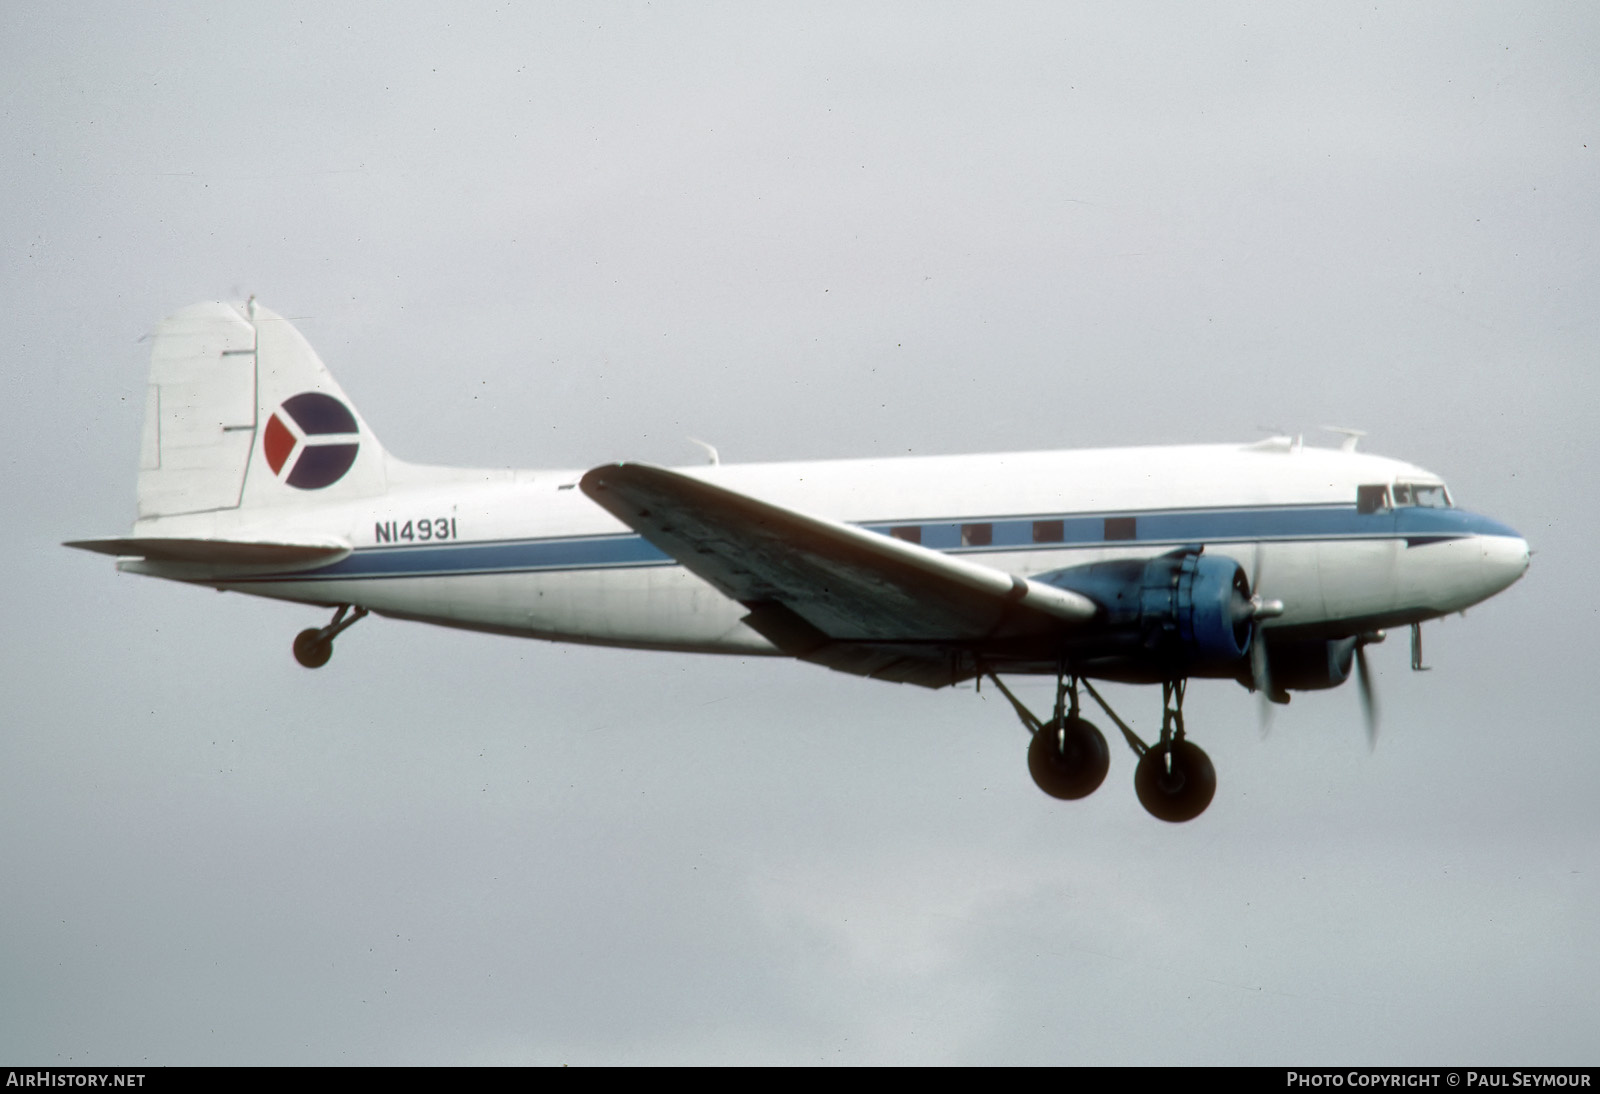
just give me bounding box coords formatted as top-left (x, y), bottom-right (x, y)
top-left (579, 463), bottom-right (1098, 687)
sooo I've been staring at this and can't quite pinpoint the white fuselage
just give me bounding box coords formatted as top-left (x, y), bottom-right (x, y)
top-left (124, 440), bottom-right (1530, 666)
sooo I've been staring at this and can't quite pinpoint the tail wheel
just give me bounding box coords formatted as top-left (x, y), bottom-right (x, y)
top-left (292, 628), bottom-right (333, 669)
top-left (1134, 739), bottom-right (1216, 822)
top-left (1028, 716), bottom-right (1111, 800)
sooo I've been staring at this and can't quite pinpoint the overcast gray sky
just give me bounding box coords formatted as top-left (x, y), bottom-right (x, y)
top-left (4, 1), bottom-right (1597, 1065)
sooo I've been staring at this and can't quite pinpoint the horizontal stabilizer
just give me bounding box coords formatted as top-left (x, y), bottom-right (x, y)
top-left (64, 536), bottom-right (350, 569)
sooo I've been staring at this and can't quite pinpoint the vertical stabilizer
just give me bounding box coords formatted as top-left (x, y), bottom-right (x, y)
top-left (239, 304), bottom-right (387, 508)
top-left (135, 301), bottom-right (389, 520)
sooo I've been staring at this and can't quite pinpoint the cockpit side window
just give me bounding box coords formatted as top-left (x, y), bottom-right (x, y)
top-left (1356, 484), bottom-right (1390, 514)
top-left (1392, 482), bottom-right (1452, 509)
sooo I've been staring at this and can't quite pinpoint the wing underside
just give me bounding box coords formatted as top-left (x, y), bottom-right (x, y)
top-left (580, 463), bottom-right (1097, 687)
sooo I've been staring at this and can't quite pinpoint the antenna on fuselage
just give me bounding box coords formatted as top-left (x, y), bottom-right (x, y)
top-left (1322, 426), bottom-right (1366, 452)
top-left (1248, 427), bottom-right (1298, 454)
top-left (687, 437), bottom-right (721, 466)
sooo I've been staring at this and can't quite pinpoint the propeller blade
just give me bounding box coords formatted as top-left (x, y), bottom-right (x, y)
top-left (1250, 623), bottom-right (1272, 696)
top-left (1355, 644), bottom-right (1379, 750)
top-left (1250, 619), bottom-right (1279, 734)
top-left (1246, 544), bottom-right (1286, 723)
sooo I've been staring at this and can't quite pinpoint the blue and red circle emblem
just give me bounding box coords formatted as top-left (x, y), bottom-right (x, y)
top-left (262, 392), bottom-right (360, 489)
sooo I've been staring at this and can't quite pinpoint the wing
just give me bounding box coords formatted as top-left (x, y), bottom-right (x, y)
top-left (579, 463), bottom-right (1097, 687)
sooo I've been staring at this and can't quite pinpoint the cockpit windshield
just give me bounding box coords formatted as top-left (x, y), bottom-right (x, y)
top-left (1357, 482), bottom-right (1454, 512)
top-left (1391, 482), bottom-right (1452, 509)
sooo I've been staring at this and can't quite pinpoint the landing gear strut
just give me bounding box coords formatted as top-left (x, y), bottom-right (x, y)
top-left (988, 669), bottom-right (1110, 800)
top-left (293, 604), bottom-right (368, 669)
top-left (1129, 680), bottom-right (1216, 824)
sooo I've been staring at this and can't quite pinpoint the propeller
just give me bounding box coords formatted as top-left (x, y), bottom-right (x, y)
top-left (1235, 548), bottom-right (1381, 746)
top-left (1353, 630), bottom-right (1385, 750)
top-left (1240, 545), bottom-right (1286, 731)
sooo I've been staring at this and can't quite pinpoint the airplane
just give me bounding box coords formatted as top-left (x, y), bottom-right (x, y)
top-left (66, 301), bottom-right (1530, 822)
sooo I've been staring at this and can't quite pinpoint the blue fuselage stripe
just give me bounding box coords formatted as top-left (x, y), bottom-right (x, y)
top-left (227, 504), bottom-right (1515, 583)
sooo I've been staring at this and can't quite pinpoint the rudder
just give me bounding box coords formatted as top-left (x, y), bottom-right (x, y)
top-left (137, 302), bottom-right (257, 518)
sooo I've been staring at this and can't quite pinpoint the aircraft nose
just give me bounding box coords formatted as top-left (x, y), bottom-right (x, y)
top-left (1480, 533), bottom-right (1530, 594)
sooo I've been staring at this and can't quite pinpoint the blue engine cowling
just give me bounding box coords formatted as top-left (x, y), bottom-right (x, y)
top-left (1033, 549), bottom-right (1252, 673)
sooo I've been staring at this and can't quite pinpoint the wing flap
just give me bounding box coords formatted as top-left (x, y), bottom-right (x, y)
top-left (738, 599), bottom-right (975, 686)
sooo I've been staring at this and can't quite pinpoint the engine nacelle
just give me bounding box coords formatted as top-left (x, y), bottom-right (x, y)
top-left (1265, 638), bottom-right (1359, 691)
top-left (1035, 549), bottom-right (1252, 672)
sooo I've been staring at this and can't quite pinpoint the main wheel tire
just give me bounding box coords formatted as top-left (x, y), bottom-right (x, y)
top-left (1027, 716), bottom-right (1111, 800)
top-left (292, 628), bottom-right (333, 669)
top-left (1134, 739), bottom-right (1216, 822)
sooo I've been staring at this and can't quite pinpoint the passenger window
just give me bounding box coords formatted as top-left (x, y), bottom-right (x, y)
top-left (1104, 516), bottom-right (1137, 541)
top-left (1033, 519), bottom-right (1064, 544)
top-left (961, 523), bottom-right (992, 547)
top-left (890, 526), bottom-right (922, 545)
top-left (1357, 484), bottom-right (1390, 514)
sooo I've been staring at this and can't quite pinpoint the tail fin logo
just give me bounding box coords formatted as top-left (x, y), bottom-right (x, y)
top-left (262, 393), bottom-right (360, 489)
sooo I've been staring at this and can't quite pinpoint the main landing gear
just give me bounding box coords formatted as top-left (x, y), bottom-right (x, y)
top-left (989, 669), bottom-right (1110, 800)
top-left (1130, 681), bottom-right (1216, 823)
top-left (988, 671), bottom-right (1216, 823)
top-left (292, 604), bottom-right (368, 669)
